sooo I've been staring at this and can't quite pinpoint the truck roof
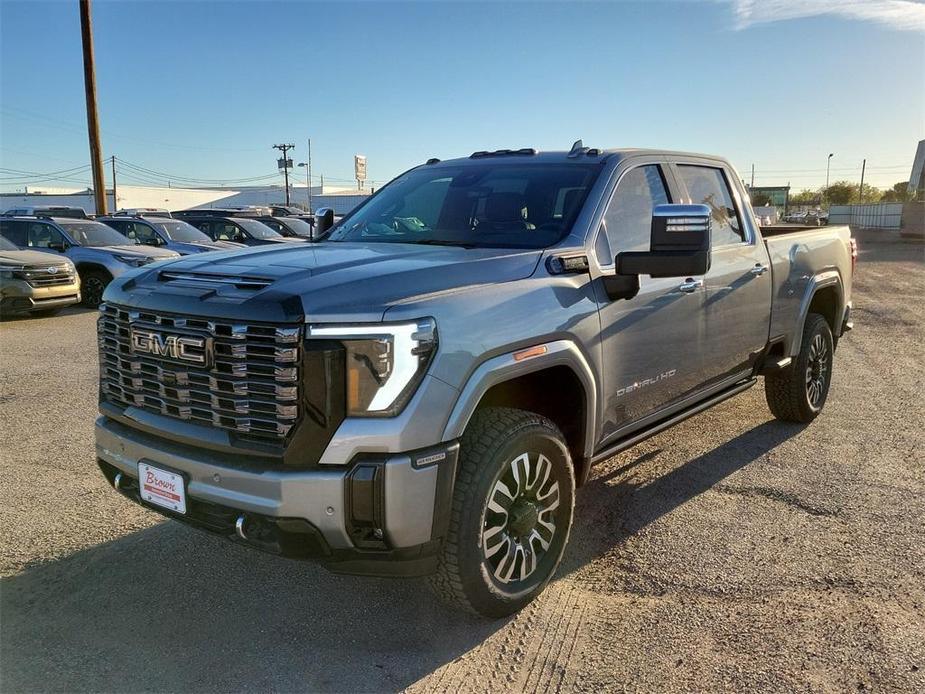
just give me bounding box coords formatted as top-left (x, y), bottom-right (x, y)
top-left (428, 146), bottom-right (729, 168)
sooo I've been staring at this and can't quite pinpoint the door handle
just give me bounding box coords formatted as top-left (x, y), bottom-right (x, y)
top-left (750, 264), bottom-right (768, 276)
top-left (677, 278), bottom-right (704, 293)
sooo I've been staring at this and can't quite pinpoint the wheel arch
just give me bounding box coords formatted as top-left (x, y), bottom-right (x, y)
top-left (791, 271), bottom-right (844, 356)
top-left (442, 340), bottom-right (598, 485)
top-left (74, 262), bottom-right (113, 280)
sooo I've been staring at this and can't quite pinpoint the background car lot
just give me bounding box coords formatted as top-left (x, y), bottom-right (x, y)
top-left (0, 233), bottom-right (922, 692)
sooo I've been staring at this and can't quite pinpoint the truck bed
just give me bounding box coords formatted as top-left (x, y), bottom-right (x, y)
top-left (762, 224), bottom-right (853, 356)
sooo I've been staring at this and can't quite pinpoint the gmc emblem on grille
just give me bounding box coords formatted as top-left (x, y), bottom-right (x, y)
top-left (130, 328), bottom-right (209, 365)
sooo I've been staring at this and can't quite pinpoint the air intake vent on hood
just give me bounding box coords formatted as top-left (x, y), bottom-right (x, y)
top-left (159, 271), bottom-right (273, 290)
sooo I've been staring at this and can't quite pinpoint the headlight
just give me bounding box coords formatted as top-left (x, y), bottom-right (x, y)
top-left (0, 264), bottom-right (23, 279)
top-left (309, 318), bottom-right (437, 417)
top-left (113, 255), bottom-right (150, 267)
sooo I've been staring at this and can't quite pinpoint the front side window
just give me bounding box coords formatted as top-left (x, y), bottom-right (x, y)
top-left (26, 222), bottom-right (67, 249)
top-left (600, 165), bottom-right (670, 258)
top-left (329, 163), bottom-right (602, 249)
top-left (676, 165), bottom-right (744, 246)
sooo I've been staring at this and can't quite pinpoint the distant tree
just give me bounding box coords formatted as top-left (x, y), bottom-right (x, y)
top-left (750, 192), bottom-right (772, 206)
top-left (823, 181), bottom-right (858, 205)
top-left (790, 189), bottom-right (820, 206)
top-left (879, 181), bottom-right (912, 203)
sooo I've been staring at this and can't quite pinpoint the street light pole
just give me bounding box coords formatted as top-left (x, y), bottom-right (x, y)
top-left (824, 153), bottom-right (834, 204)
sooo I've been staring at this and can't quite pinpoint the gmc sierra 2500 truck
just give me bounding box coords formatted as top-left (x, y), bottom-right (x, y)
top-left (95, 144), bottom-right (855, 617)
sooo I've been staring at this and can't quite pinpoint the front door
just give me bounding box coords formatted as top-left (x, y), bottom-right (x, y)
top-left (592, 162), bottom-right (707, 445)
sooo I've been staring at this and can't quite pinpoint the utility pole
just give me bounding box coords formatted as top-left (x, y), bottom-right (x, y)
top-left (273, 143), bottom-right (295, 205)
top-left (859, 159), bottom-right (867, 203)
top-left (79, 0), bottom-right (107, 216)
top-left (110, 155), bottom-right (117, 211)
top-left (308, 138), bottom-right (313, 214)
top-left (750, 163), bottom-right (755, 188)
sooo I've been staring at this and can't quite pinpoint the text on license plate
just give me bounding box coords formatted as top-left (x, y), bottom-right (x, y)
top-left (138, 462), bottom-right (187, 515)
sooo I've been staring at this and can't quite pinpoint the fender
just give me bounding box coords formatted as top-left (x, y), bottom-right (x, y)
top-left (441, 339), bottom-right (599, 460)
top-left (791, 270), bottom-right (843, 356)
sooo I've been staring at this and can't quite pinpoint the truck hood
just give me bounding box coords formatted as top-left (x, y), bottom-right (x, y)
top-left (106, 241), bottom-right (543, 322)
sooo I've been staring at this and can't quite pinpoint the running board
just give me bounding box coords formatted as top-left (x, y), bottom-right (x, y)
top-left (591, 378), bottom-right (758, 464)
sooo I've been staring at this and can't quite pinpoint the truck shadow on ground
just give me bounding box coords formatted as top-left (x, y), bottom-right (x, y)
top-left (0, 421), bottom-right (804, 692)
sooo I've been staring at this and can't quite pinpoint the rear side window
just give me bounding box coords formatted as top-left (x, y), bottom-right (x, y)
top-left (676, 165), bottom-right (744, 246)
top-left (601, 165), bottom-right (670, 257)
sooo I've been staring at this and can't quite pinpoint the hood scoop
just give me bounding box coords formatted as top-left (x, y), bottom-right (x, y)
top-left (159, 270), bottom-right (274, 290)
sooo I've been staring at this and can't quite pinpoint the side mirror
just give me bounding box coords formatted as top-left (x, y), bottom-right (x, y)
top-left (313, 207), bottom-right (335, 239)
top-left (142, 237), bottom-right (161, 246)
top-left (616, 204), bottom-right (712, 279)
top-left (47, 241), bottom-right (66, 252)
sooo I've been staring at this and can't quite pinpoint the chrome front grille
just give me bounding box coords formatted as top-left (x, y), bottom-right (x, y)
top-left (98, 303), bottom-right (302, 441)
top-left (19, 266), bottom-right (76, 287)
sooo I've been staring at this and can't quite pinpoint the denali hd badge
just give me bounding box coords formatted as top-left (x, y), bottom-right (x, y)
top-left (130, 328), bottom-right (210, 365)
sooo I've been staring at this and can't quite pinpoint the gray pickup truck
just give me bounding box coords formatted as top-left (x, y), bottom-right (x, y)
top-left (95, 145), bottom-right (855, 617)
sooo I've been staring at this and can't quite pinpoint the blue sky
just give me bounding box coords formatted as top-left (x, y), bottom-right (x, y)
top-left (1, 0), bottom-right (922, 192)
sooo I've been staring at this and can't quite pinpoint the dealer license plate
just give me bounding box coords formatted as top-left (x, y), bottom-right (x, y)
top-left (138, 462), bottom-right (187, 515)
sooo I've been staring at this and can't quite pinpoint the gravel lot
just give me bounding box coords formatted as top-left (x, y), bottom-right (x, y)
top-left (1, 232), bottom-right (922, 693)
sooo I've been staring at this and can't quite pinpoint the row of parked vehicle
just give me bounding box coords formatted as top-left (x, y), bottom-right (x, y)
top-left (0, 204), bottom-right (340, 317)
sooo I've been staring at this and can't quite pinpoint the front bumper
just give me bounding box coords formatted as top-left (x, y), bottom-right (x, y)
top-left (95, 416), bottom-right (458, 576)
top-left (0, 278), bottom-right (81, 314)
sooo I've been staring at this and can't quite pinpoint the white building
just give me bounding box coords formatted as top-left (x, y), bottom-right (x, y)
top-left (0, 183), bottom-right (372, 215)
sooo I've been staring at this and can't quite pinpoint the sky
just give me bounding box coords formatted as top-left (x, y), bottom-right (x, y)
top-left (1, 0), bottom-right (923, 193)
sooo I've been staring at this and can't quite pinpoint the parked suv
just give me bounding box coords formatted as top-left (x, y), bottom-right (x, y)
top-left (177, 214), bottom-right (302, 246)
top-left (100, 215), bottom-right (246, 255)
top-left (2, 205), bottom-right (88, 219)
top-left (0, 216), bottom-right (178, 307)
top-left (0, 236), bottom-right (81, 316)
top-left (95, 146), bottom-right (854, 617)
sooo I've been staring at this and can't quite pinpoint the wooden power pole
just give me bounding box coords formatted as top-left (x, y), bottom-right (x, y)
top-left (79, 0), bottom-right (107, 216)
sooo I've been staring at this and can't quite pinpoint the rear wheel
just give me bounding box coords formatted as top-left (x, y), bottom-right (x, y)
top-left (428, 407), bottom-right (575, 618)
top-left (765, 313), bottom-right (834, 423)
top-left (80, 270), bottom-right (110, 308)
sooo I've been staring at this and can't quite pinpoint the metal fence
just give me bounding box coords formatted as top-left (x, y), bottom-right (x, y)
top-left (828, 203), bottom-right (904, 229)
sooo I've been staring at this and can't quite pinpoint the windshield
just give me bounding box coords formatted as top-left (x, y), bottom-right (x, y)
top-left (235, 218), bottom-right (282, 239)
top-left (275, 218), bottom-right (314, 237)
top-left (329, 162), bottom-right (601, 248)
top-left (0, 236), bottom-right (18, 251)
top-left (155, 220), bottom-right (212, 243)
top-left (58, 221), bottom-right (133, 247)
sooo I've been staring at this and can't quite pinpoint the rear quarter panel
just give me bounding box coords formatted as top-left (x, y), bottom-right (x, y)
top-left (764, 224), bottom-right (852, 355)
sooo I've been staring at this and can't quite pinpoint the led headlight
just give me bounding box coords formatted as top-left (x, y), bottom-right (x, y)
top-left (114, 255), bottom-right (150, 267)
top-left (309, 318), bottom-right (437, 417)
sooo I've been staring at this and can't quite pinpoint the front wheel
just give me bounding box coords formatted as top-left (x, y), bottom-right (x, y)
top-left (428, 407), bottom-right (575, 618)
top-left (80, 270), bottom-right (110, 308)
top-left (765, 313), bottom-right (834, 423)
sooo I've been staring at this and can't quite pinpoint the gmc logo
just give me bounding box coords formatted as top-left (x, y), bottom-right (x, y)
top-left (130, 329), bottom-right (209, 365)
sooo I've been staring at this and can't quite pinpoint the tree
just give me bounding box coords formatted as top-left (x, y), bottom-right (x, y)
top-left (790, 189), bottom-right (820, 206)
top-left (750, 192), bottom-right (772, 206)
top-left (823, 181), bottom-right (859, 205)
top-left (880, 181), bottom-right (912, 203)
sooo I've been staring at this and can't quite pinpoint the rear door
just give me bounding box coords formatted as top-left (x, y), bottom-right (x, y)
top-left (592, 159), bottom-right (706, 444)
top-left (673, 162), bottom-right (772, 386)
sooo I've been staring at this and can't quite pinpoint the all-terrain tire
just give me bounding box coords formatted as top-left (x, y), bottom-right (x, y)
top-left (428, 407), bottom-right (575, 618)
top-left (765, 313), bottom-right (834, 423)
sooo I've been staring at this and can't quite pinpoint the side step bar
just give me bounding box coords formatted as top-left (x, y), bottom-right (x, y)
top-left (591, 378), bottom-right (758, 464)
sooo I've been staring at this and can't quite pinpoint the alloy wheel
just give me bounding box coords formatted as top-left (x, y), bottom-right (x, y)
top-left (481, 451), bottom-right (560, 584)
top-left (805, 333), bottom-right (829, 408)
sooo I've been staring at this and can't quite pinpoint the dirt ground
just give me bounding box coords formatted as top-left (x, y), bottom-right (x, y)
top-left (0, 231), bottom-right (922, 692)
